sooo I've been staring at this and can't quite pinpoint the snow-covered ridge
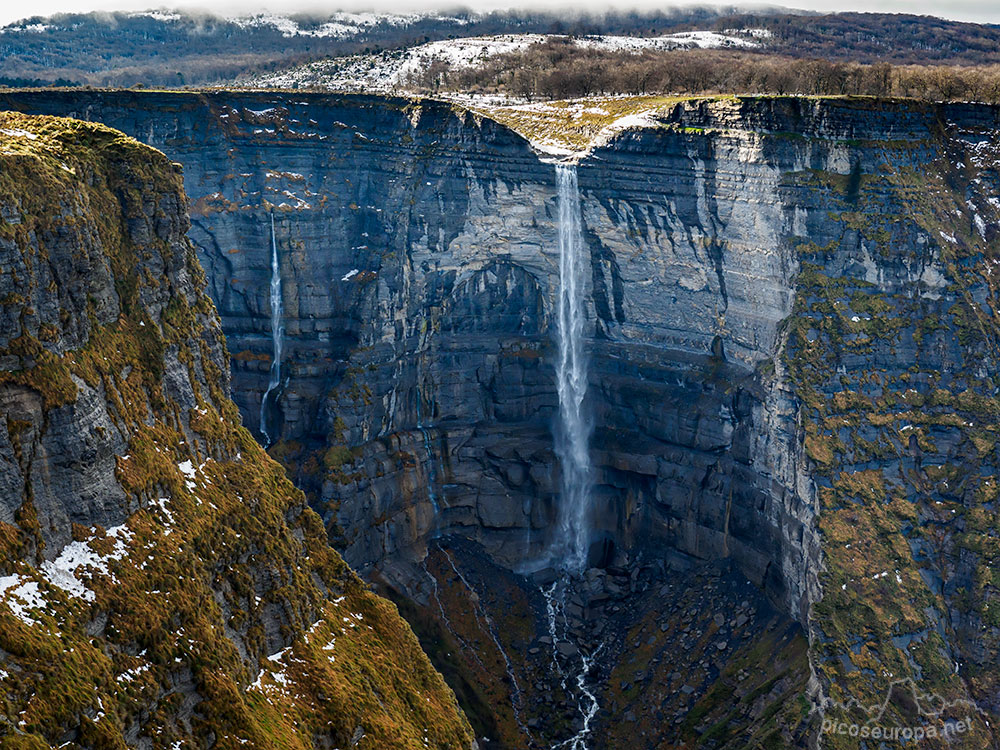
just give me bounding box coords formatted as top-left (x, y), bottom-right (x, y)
top-left (576, 31), bottom-right (758, 52)
top-left (243, 30), bottom-right (763, 91)
top-left (0, 9), bottom-right (468, 37)
top-left (227, 10), bottom-right (467, 39)
top-left (395, 34), bottom-right (548, 80)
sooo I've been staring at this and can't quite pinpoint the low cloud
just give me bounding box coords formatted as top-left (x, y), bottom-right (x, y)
top-left (3, 0), bottom-right (1000, 31)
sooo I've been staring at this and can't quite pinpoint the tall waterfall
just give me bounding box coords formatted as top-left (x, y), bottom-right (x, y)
top-left (552, 164), bottom-right (594, 575)
top-left (260, 213), bottom-right (284, 447)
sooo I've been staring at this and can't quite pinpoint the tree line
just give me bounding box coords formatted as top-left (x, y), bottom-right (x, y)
top-left (405, 40), bottom-right (1000, 103)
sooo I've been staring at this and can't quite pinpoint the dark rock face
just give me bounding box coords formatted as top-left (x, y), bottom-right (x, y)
top-left (0, 116), bottom-right (221, 556)
top-left (6, 92), bottom-right (1000, 746)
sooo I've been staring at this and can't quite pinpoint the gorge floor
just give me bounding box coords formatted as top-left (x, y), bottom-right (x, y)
top-left (376, 537), bottom-right (814, 749)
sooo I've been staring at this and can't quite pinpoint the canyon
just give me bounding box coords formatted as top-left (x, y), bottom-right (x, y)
top-left (2, 90), bottom-right (1000, 748)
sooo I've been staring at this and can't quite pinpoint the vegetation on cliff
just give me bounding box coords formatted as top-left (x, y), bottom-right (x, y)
top-left (0, 112), bottom-right (474, 749)
top-left (780, 115), bottom-right (1000, 747)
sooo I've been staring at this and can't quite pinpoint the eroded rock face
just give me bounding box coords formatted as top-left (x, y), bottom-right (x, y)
top-left (6, 92), bottom-right (1000, 746)
top-left (0, 152), bottom-right (197, 551)
top-left (0, 91), bottom-right (820, 617)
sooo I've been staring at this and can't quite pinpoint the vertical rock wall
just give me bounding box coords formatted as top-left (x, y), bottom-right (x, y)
top-left (5, 93), bottom-right (1000, 744)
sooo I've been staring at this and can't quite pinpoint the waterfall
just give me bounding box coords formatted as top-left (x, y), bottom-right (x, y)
top-left (552, 164), bottom-right (594, 575)
top-left (416, 391), bottom-right (440, 514)
top-left (541, 168), bottom-right (602, 748)
top-left (260, 213), bottom-right (284, 447)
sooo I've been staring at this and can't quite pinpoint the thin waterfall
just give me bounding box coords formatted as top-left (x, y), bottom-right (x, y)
top-left (543, 166), bottom-right (601, 749)
top-left (439, 548), bottom-right (531, 742)
top-left (260, 212), bottom-right (284, 447)
top-left (416, 391), bottom-right (440, 514)
top-left (552, 163), bottom-right (594, 575)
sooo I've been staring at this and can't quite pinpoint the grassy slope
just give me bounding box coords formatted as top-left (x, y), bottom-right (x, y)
top-left (458, 94), bottom-right (691, 155)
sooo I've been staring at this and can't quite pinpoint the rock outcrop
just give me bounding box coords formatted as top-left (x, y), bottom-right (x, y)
top-left (0, 112), bottom-right (474, 749)
top-left (5, 91), bottom-right (1000, 748)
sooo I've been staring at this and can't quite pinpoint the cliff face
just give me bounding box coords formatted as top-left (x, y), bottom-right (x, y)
top-left (0, 91), bottom-right (815, 611)
top-left (5, 91), bottom-right (1000, 747)
top-left (0, 112), bottom-right (474, 749)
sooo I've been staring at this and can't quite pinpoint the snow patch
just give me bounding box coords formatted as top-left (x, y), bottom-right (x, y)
top-left (128, 11), bottom-right (182, 22)
top-left (0, 23), bottom-right (51, 34)
top-left (0, 575), bottom-right (45, 625)
top-left (0, 128), bottom-right (37, 140)
top-left (41, 524), bottom-right (133, 602)
top-left (178, 458), bottom-right (211, 492)
top-left (154, 497), bottom-right (175, 535)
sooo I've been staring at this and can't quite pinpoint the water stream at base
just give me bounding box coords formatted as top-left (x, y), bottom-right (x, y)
top-left (541, 581), bottom-right (602, 750)
top-left (259, 213), bottom-right (284, 447)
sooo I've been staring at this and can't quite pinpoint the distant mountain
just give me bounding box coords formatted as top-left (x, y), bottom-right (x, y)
top-left (1, 7), bottom-right (999, 88)
top-left (0, 7), bottom-right (746, 87)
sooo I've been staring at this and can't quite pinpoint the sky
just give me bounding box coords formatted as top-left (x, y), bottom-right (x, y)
top-left (2, 0), bottom-right (1000, 27)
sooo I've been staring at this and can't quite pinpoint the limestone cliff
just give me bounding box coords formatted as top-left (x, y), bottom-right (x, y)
top-left (4, 91), bottom-right (1000, 748)
top-left (0, 112), bottom-right (474, 749)
top-left (0, 92), bottom-right (810, 605)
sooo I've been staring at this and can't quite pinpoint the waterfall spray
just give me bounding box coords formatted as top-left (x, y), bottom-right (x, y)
top-left (260, 212), bottom-right (284, 447)
top-left (551, 164), bottom-right (594, 575)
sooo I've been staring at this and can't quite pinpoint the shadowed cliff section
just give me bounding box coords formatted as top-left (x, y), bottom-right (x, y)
top-left (4, 91), bottom-right (1000, 747)
top-left (0, 111), bottom-right (474, 749)
top-left (585, 95), bottom-right (1000, 747)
